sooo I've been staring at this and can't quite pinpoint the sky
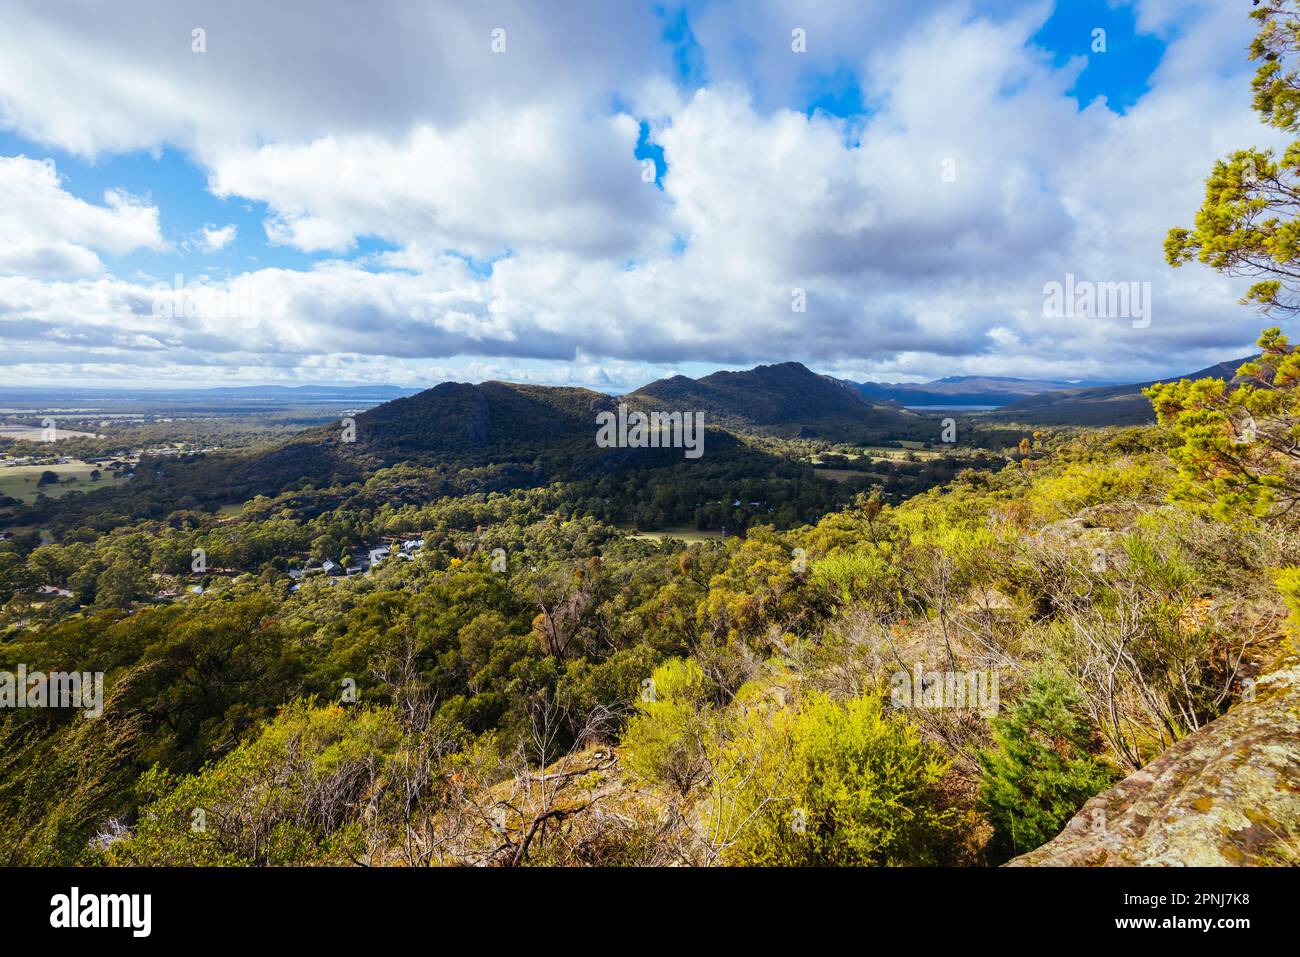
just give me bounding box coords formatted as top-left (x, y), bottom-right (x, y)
top-left (0, 0), bottom-right (1284, 391)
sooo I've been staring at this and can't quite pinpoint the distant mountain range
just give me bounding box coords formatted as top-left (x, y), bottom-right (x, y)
top-left (847, 374), bottom-right (1114, 408)
top-left (8, 351), bottom-right (1265, 529)
top-left (201, 362), bottom-right (937, 501)
top-left (3, 355), bottom-right (1261, 467)
top-left (207, 350), bottom-right (1261, 517)
top-left (243, 362), bottom-right (926, 486)
top-left (980, 356), bottom-right (1254, 426)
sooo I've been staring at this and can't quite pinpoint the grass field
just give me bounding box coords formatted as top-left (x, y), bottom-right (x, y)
top-left (0, 424), bottom-right (98, 440)
top-left (621, 524), bottom-right (726, 543)
top-left (0, 462), bottom-right (127, 504)
top-left (814, 468), bottom-right (880, 483)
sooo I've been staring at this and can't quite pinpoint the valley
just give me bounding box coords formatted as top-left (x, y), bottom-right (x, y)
top-left (1, 338), bottom-right (1296, 870)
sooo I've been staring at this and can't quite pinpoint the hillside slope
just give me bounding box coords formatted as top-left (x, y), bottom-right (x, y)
top-left (230, 380), bottom-right (642, 493)
top-left (984, 357), bottom-right (1252, 426)
top-left (626, 361), bottom-right (926, 441)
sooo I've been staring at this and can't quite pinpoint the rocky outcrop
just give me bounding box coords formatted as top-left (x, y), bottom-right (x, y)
top-left (1010, 655), bottom-right (1300, 866)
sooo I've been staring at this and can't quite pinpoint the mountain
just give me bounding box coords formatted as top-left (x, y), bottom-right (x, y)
top-left (850, 374), bottom-right (1104, 408)
top-left (982, 356), bottom-right (1254, 426)
top-left (22, 362), bottom-right (934, 529)
top-left (122, 363), bottom-right (928, 510)
top-left (219, 377), bottom-right (760, 503)
top-left (625, 361), bottom-right (926, 442)
top-left (236, 380), bottom-right (620, 489)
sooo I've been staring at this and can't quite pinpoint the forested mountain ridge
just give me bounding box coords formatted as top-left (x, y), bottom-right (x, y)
top-left (9, 365), bottom-right (949, 535)
top-left (243, 379), bottom-right (626, 487)
top-left (626, 361), bottom-right (926, 441)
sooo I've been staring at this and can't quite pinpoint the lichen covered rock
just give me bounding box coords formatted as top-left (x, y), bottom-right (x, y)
top-left (1010, 656), bottom-right (1300, 866)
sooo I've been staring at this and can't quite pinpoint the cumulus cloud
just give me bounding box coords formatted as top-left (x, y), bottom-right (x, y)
top-left (0, 0), bottom-right (1286, 386)
top-left (0, 0), bottom-right (672, 158)
top-left (208, 109), bottom-right (668, 258)
top-left (0, 157), bottom-right (165, 279)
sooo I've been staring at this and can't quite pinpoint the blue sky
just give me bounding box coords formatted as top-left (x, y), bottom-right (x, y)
top-left (2, 0), bottom-right (1164, 286)
top-left (0, 0), bottom-right (1277, 390)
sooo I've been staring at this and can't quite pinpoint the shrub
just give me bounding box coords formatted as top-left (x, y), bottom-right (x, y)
top-left (620, 658), bottom-right (712, 797)
top-left (1277, 566), bottom-right (1300, 650)
top-left (710, 690), bottom-right (960, 866)
top-left (101, 701), bottom-right (402, 866)
top-left (977, 672), bottom-right (1117, 861)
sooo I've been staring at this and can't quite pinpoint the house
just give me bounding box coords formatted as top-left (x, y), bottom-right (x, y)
top-left (321, 559), bottom-right (339, 576)
top-left (401, 538), bottom-right (424, 552)
top-left (368, 546), bottom-right (390, 566)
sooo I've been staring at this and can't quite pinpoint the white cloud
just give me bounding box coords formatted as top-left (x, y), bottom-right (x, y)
top-left (0, 0), bottom-right (1285, 386)
top-left (0, 156), bottom-right (165, 278)
top-left (197, 223), bottom-right (237, 253)
top-left (208, 109), bottom-right (668, 258)
top-left (0, 0), bottom-right (671, 159)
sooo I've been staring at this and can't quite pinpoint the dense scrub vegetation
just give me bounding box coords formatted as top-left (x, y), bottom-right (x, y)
top-left (2, 327), bottom-right (1296, 865)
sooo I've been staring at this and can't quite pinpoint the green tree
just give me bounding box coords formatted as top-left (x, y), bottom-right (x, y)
top-left (95, 556), bottom-right (151, 608)
top-left (621, 657), bottom-right (713, 797)
top-left (977, 673), bottom-right (1116, 862)
top-left (100, 702), bottom-right (403, 866)
top-left (1166, 1), bottom-right (1300, 316)
top-left (1145, 327), bottom-right (1299, 517)
top-left (1158, 3), bottom-right (1300, 519)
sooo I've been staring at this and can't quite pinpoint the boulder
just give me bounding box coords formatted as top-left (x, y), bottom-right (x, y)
top-left (1010, 655), bottom-right (1300, 866)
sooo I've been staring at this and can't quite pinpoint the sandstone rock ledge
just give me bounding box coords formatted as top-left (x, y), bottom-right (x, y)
top-left (1010, 657), bottom-right (1300, 866)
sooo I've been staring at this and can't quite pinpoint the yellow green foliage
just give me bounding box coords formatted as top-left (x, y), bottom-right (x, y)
top-left (1146, 328), bottom-right (1300, 518)
top-left (100, 702), bottom-right (403, 866)
top-left (1276, 567), bottom-right (1300, 648)
top-left (707, 691), bottom-right (959, 866)
top-left (620, 658), bottom-right (713, 797)
top-left (1022, 458), bottom-right (1168, 520)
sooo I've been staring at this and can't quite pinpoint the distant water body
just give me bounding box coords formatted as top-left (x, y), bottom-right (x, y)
top-left (903, 404), bottom-right (1003, 411)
